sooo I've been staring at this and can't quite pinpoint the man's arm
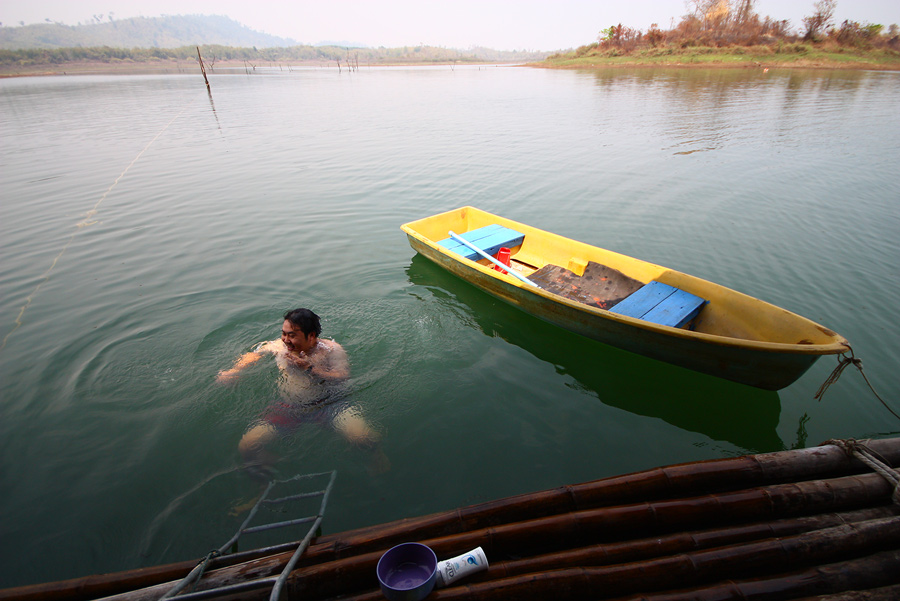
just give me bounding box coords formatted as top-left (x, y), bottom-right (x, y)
top-left (313, 344), bottom-right (350, 380)
top-left (288, 342), bottom-right (350, 381)
top-left (216, 343), bottom-right (274, 384)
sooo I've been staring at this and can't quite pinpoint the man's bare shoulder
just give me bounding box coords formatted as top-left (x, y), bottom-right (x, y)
top-left (320, 338), bottom-right (345, 352)
top-left (320, 338), bottom-right (349, 362)
top-left (315, 338), bottom-right (349, 379)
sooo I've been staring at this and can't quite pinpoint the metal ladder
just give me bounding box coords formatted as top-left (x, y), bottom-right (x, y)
top-left (161, 470), bottom-right (337, 601)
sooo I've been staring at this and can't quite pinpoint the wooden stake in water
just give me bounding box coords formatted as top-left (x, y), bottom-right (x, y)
top-left (197, 46), bottom-right (210, 90)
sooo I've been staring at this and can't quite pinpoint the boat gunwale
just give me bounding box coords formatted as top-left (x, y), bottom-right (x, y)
top-left (401, 207), bottom-right (848, 357)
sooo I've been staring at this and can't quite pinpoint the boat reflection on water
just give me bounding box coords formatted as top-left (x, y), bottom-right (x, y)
top-left (406, 254), bottom-right (784, 454)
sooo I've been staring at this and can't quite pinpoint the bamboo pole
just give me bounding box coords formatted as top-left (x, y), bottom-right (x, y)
top-left (83, 507), bottom-right (899, 601)
top-left (5, 440), bottom-right (898, 601)
top-left (312, 438), bottom-right (900, 553)
top-left (603, 552), bottom-right (900, 601)
top-left (334, 519), bottom-right (900, 601)
top-left (265, 439), bottom-right (900, 573)
top-left (792, 584), bottom-right (900, 600)
top-left (471, 506), bottom-right (900, 586)
top-left (0, 542), bottom-right (304, 601)
top-left (311, 472), bottom-right (897, 568)
top-left (92, 473), bottom-right (897, 601)
top-left (282, 507), bottom-right (900, 600)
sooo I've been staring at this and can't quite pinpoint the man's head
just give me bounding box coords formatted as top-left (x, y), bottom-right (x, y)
top-left (281, 308), bottom-right (322, 354)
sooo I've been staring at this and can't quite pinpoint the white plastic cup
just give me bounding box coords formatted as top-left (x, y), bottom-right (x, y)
top-left (434, 547), bottom-right (489, 588)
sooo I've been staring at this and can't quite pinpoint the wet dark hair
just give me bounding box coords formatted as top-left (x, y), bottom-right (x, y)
top-left (283, 308), bottom-right (322, 337)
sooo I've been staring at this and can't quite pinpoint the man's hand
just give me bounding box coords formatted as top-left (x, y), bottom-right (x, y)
top-left (286, 352), bottom-right (313, 371)
top-left (216, 369), bottom-right (240, 385)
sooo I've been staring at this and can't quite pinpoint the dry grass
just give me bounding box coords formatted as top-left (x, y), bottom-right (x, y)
top-left (537, 44), bottom-right (900, 71)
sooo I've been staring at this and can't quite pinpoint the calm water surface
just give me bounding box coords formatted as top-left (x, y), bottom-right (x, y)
top-left (1, 65), bottom-right (899, 587)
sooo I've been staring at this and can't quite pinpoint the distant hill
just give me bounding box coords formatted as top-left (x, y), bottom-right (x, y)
top-left (0, 14), bottom-right (296, 50)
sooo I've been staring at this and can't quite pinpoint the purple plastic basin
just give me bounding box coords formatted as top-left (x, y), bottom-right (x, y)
top-left (376, 543), bottom-right (438, 601)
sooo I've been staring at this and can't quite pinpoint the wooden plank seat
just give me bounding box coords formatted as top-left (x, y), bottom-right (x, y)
top-left (438, 224), bottom-right (526, 261)
top-left (528, 262), bottom-right (644, 310)
top-left (610, 281), bottom-right (708, 328)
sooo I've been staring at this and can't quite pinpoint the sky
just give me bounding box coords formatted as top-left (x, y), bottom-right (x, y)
top-left (2, 0), bottom-right (898, 51)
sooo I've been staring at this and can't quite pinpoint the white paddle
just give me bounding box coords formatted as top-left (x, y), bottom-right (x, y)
top-left (448, 231), bottom-right (540, 288)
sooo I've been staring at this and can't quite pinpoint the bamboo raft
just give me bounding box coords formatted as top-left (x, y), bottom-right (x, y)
top-left (4, 438), bottom-right (900, 601)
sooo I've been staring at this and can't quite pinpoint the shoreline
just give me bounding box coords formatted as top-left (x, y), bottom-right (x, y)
top-left (533, 47), bottom-right (900, 72)
top-left (3, 55), bottom-right (899, 79)
top-left (0, 59), bottom-right (508, 79)
top-left (533, 59), bottom-right (900, 72)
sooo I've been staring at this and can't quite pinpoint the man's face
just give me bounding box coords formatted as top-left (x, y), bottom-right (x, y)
top-left (281, 320), bottom-right (316, 354)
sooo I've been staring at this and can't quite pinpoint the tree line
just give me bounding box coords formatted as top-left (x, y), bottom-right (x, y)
top-left (0, 44), bottom-right (549, 69)
top-left (575, 0), bottom-right (897, 56)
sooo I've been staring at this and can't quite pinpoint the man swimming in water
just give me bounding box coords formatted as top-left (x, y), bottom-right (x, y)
top-left (217, 308), bottom-right (387, 476)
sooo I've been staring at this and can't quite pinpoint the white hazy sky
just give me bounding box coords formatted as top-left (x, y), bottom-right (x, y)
top-left (2, 1), bottom-right (898, 50)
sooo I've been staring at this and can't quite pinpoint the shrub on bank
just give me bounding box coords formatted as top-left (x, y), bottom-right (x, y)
top-left (546, 2), bottom-right (898, 66)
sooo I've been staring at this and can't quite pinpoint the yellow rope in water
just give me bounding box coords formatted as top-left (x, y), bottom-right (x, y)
top-left (0, 99), bottom-right (197, 354)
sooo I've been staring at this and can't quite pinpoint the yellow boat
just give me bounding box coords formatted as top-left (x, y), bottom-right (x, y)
top-left (401, 206), bottom-right (849, 390)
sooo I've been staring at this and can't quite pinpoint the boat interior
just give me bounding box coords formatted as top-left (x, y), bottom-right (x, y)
top-left (439, 224), bottom-right (708, 330)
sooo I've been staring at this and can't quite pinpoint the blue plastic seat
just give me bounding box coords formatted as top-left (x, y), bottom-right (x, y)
top-left (438, 225), bottom-right (525, 261)
top-left (610, 281), bottom-right (707, 328)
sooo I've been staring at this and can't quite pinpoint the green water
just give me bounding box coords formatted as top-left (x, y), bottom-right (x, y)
top-left (0, 66), bottom-right (898, 588)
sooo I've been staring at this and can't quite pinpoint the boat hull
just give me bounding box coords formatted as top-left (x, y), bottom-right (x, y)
top-left (402, 207), bottom-right (848, 390)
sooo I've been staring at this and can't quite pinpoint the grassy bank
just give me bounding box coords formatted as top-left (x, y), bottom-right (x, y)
top-left (4, 46), bottom-right (899, 78)
top-left (536, 44), bottom-right (900, 70)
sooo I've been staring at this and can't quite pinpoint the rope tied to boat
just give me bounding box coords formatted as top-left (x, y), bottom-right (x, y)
top-left (814, 345), bottom-right (861, 401)
top-left (814, 344), bottom-right (900, 421)
top-left (823, 438), bottom-right (900, 504)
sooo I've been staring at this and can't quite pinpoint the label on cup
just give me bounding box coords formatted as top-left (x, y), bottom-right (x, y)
top-left (434, 546), bottom-right (489, 587)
